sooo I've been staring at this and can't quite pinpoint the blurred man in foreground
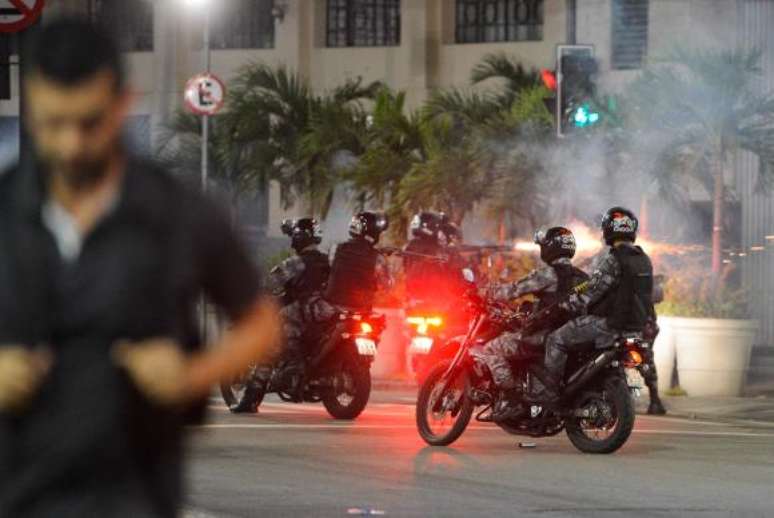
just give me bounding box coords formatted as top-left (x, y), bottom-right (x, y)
top-left (0, 18), bottom-right (280, 517)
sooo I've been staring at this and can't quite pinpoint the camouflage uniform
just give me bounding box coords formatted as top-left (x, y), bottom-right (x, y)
top-left (473, 257), bottom-right (574, 389)
top-left (278, 250), bottom-right (393, 359)
top-left (255, 248), bottom-right (333, 385)
top-left (543, 247), bottom-right (624, 384)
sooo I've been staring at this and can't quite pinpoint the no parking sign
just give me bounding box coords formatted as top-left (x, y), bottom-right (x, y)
top-left (0, 0), bottom-right (45, 33)
top-left (184, 73), bottom-right (226, 116)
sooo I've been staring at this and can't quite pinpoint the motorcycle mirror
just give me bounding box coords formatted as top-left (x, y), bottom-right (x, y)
top-left (462, 268), bottom-right (475, 284)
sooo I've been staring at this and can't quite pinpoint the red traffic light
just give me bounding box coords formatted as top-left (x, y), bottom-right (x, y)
top-left (541, 69), bottom-right (557, 91)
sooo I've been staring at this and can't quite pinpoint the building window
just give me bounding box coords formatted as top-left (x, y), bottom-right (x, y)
top-left (210, 0), bottom-right (275, 50)
top-left (611, 0), bottom-right (648, 69)
top-left (327, 0), bottom-right (401, 47)
top-left (455, 0), bottom-right (543, 44)
top-left (90, 0), bottom-right (154, 52)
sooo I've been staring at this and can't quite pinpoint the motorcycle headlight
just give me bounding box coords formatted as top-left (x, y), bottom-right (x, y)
top-left (355, 337), bottom-right (377, 356)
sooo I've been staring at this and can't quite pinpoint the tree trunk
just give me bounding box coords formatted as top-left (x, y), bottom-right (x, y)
top-left (711, 152), bottom-right (725, 283)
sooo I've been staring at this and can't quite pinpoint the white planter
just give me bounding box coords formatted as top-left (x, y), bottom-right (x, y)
top-left (652, 316), bottom-right (678, 394)
top-left (673, 318), bottom-right (758, 397)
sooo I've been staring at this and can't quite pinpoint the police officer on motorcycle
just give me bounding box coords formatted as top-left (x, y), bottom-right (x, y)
top-left (230, 218), bottom-right (330, 413)
top-left (325, 211), bottom-right (393, 312)
top-left (531, 207), bottom-right (659, 409)
top-left (475, 227), bottom-right (589, 420)
top-left (403, 212), bottom-right (446, 300)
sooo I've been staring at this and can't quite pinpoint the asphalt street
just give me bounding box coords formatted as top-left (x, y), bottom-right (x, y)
top-left (184, 391), bottom-right (774, 518)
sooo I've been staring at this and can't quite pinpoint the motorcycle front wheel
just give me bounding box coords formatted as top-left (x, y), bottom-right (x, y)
top-left (565, 376), bottom-right (635, 454)
top-left (322, 355), bottom-right (372, 420)
top-left (416, 361), bottom-right (474, 446)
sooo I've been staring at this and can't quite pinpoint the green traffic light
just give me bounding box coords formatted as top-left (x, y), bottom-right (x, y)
top-left (573, 103), bottom-right (600, 127)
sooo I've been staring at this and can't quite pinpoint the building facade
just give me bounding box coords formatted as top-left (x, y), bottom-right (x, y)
top-left (1, 0), bottom-right (772, 345)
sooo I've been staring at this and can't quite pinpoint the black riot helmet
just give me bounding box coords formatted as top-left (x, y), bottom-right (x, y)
top-left (349, 211), bottom-right (389, 244)
top-left (533, 226), bottom-right (576, 264)
top-left (281, 218), bottom-right (322, 252)
top-left (410, 211), bottom-right (443, 241)
top-left (601, 207), bottom-right (638, 245)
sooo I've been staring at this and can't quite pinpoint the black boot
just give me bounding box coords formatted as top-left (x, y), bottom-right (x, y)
top-left (524, 366), bottom-right (561, 406)
top-left (230, 381), bottom-right (262, 414)
top-left (492, 388), bottom-right (525, 422)
top-left (646, 381), bottom-right (667, 415)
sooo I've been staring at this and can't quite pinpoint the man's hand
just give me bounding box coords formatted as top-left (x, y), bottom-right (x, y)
top-left (0, 346), bottom-right (52, 413)
top-left (112, 339), bottom-right (189, 406)
top-left (559, 294), bottom-right (585, 316)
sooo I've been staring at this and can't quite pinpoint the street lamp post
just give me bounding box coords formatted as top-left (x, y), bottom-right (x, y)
top-left (184, 0), bottom-right (211, 191)
top-left (201, 1), bottom-right (211, 193)
top-left (185, 0), bottom-right (213, 340)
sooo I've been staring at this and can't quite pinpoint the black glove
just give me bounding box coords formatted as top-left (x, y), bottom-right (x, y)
top-left (559, 294), bottom-right (584, 316)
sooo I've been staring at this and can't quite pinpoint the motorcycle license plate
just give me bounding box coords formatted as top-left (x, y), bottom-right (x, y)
top-left (355, 338), bottom-right (378, 356)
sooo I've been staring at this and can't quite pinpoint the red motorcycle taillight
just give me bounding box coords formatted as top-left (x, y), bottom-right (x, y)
top-left (359, 322), bottom-right (374, 335)
top-left (623, 347), bottom-right (644, 368)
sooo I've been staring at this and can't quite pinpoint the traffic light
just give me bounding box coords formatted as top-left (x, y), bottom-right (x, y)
top-left (572, 103), bottom-right (600, 127)
top-left (541, 68), bottom-right (557, 115)
top-left (554, 46), bottom-right (600, 136)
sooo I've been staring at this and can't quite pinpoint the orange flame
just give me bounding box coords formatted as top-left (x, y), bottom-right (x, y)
top-left (513, 220), bottom-right (705, 257)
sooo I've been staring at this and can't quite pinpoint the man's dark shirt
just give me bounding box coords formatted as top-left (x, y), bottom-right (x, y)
top-left (0, 156), bottom-right (262, 517)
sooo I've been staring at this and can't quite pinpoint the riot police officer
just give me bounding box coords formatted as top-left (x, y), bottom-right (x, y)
top-left (533, 207), bottom-right (658, 407)
top-left (230, 218), bottom-right (330, 413)
top-left (325, 211), bottom-right (393, 311)
top-left (271, 212), bottom-right (392, 401)
top-left (403, 212), bottom-right (447, 302)
top-left (273, 218), bottom-right (331, 306)
top-left (475, 227), bottom-right (588, 420)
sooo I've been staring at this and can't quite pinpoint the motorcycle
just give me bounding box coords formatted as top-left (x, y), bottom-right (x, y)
top-left (221, 309), bottom-right (386, 420)
top-left (415, 269), bottom-right (646, 454)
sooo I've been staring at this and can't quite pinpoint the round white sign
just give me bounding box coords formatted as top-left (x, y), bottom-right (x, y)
top-left (183, 73), bottom-right (226, 116)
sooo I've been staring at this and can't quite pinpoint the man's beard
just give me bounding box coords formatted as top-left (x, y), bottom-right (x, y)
top-left (46, 154), bottom-right (113, 191)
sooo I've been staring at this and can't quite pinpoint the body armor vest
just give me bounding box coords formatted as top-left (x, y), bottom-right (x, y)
top-left (324, 239), bottom-right (379, 310)
top-left (591, 245), bottom-right (654, 331)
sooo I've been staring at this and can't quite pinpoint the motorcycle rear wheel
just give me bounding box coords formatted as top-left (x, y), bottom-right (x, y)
top-left (565, 376), bottom-right (635, 454)
top-left (416, 361), bottom-right (474, 446)
top-left (322, 356), bottom-right (372, 420)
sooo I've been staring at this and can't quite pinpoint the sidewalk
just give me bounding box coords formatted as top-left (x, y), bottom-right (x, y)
top-left (372, 379), bottom-right (774, 425)
top-left (635, 394), bottom-right (774, 425)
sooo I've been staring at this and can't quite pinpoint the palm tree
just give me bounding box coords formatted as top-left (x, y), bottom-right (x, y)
top-left (478, 84), bottom-right (557, 233)
top-left (470, 52), bottom-right (542, 108)
top-left (393, 116), bottom-right (490, 227)
top-left (156, 110), bottom-right (265, 211)
top-left (627, 48), bottom-right (774, 280)
top-left (217, 63), bottom-right (381, 217)
top-left (346, 88), bottom-right (425, 209)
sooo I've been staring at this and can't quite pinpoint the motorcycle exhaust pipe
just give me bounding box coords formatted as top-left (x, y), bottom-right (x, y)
top-left (562, 349), bottom-right (618, 400)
